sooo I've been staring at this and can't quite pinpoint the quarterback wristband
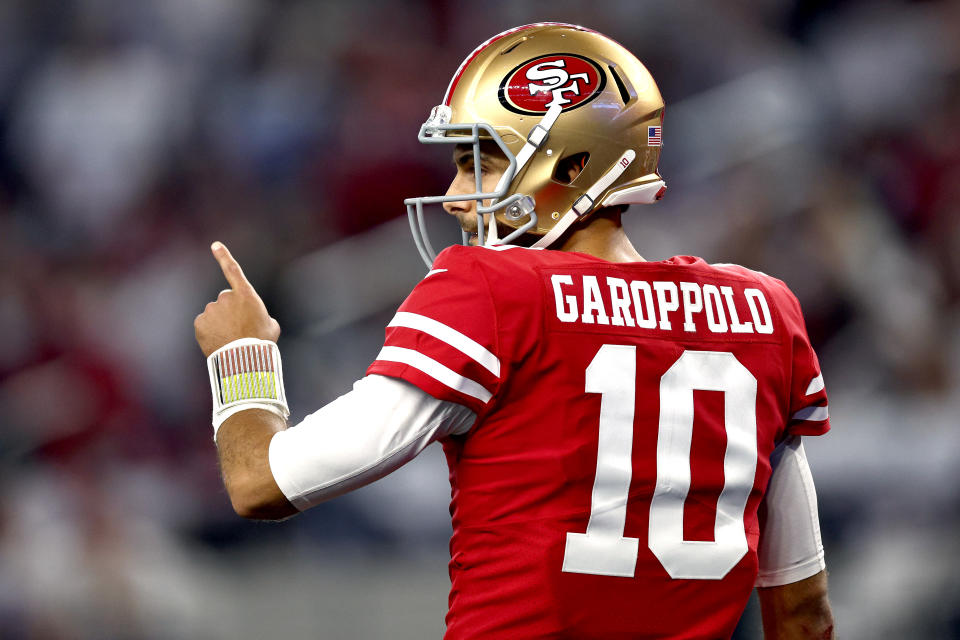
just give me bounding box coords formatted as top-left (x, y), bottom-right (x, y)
top-left (207, 338), bottom-right (290, 438)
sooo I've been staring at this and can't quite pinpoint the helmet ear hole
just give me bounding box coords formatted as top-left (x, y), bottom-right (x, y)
top-left (553, 152), bottom-right (590, 184)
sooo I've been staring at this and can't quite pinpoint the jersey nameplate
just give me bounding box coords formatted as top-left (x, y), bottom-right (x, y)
top-left (544, 270), bottom-right (776, 340)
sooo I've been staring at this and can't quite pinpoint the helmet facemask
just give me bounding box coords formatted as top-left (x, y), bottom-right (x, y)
top-left (404, 107), bottom-right (540, 268)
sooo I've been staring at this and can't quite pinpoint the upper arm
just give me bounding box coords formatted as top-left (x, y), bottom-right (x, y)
top-left (757, 436), bottom-right (825, 587)
top-left (756, 436), bottom-right (833, 638)
top-left (218, 374), bottom-right (474, 521)
top-left (268, 375), bottom-right (475, 511)
top-left (758, 570), bottom-right (835, 639)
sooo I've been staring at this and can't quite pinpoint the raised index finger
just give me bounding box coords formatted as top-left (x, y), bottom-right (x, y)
top-left (211, 241), bottom-right (254, 293)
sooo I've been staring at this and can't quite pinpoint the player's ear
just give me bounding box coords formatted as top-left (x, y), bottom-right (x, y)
top-left (554, 152), bottom-right (590, 184)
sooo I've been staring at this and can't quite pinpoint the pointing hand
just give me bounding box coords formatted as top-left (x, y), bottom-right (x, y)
top-left (194, 242), bottom-right (281, 357)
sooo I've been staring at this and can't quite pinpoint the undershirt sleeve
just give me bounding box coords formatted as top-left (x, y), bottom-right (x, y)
top-left (268, 374), bottom-right (476, 511)
top-left (756, 436), bottom-right (827, 587)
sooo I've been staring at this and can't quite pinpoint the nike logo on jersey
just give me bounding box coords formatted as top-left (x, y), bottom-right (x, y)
top-left (550, 274), bottom-right (774, 335)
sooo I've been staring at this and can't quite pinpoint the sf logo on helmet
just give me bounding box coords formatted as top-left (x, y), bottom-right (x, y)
top-left (499, 54), bottom-right (606, 115)
top-left (527, 61), bottom-right (589, 109)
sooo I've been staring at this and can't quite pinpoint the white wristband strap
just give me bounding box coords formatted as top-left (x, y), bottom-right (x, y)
top-left (207, 338), bottom-right (290, 438)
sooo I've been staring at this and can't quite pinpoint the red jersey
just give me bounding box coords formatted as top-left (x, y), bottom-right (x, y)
top-left (367, 245), bottom-right (830, 639)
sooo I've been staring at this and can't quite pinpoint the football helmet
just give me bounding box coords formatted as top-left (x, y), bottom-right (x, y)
top-left (405, 22), bottom-right (666, 268)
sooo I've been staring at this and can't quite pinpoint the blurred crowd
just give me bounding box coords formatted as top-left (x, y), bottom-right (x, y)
top-left (0, 0), bottom-right (958, 638)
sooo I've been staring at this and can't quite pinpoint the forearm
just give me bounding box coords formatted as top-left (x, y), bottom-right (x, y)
top-left (216, 409), bottom-right (297, 520)
top-left (758, 571), bottom-right (835, 640)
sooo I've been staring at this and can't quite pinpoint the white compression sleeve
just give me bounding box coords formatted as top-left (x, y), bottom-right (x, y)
top-left (268, 374), bottom-right (476, 511)
top-left (756, 435), bottom-right (826, 587)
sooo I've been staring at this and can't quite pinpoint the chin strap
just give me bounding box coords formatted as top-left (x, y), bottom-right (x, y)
top-left (485, 212), bottom-right (500, 244)
top-left (531, 149), bottom-right (637, 249)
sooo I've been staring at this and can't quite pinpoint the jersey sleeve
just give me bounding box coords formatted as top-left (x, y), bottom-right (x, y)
top-left (367, 247), bottom-right (501, 415)
top-left (780, 287), bottom-right (831, 437)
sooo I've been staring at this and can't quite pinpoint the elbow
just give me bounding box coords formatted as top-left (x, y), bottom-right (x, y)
top-left (760, 571), bottom-right (835, 640)
top-left (216, 420), bottom-right (298, 521)
top-left (224, 474), bottom-right (298, 521)
top-left (799, 604), bottom-right (835, 640)
top-left (780, 609), bottom-right (833, 640)
top-left (229, 496), bottom-right (283, 521)
top-left (789, 590), bottom-right (835, 639)
top-left (787, 614), bottom-right (834, 640)
top-left (775, 594), bottom-right (836, 640)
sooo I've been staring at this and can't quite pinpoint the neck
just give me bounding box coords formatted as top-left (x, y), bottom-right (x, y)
top-left (555, 208), bottom-right (645, 263)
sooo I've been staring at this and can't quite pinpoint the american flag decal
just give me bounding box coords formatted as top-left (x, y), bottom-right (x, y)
top-left (647, 125), bottom-right (662, 147)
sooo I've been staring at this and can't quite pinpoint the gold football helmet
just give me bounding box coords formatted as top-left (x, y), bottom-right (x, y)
top-left (406, 22), bottom-right (667, 268)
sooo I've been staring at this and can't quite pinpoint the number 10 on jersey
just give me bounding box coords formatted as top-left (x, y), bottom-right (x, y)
top-left (562, 346), bottom-right (759, 580)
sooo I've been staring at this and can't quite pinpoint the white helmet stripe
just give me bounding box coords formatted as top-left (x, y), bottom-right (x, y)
top-left (485, 213), bottom-right (500, 245)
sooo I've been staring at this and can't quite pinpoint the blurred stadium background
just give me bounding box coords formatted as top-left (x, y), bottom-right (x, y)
top-left (1, 0), bottom-right (958, 638)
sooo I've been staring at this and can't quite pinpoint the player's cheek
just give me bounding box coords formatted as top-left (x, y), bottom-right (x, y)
top-left (482, 170), bottom-right (503, 194)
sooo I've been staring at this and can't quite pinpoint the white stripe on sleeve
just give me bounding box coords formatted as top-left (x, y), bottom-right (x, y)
top-left (375, 345), bottom-right (492, 403)
top-left (792, 405), bottom-right (829, 422)
top-left (388, 311), bottom-right (500, 377)
top-left (805, 374), bottom-right (825, 395)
